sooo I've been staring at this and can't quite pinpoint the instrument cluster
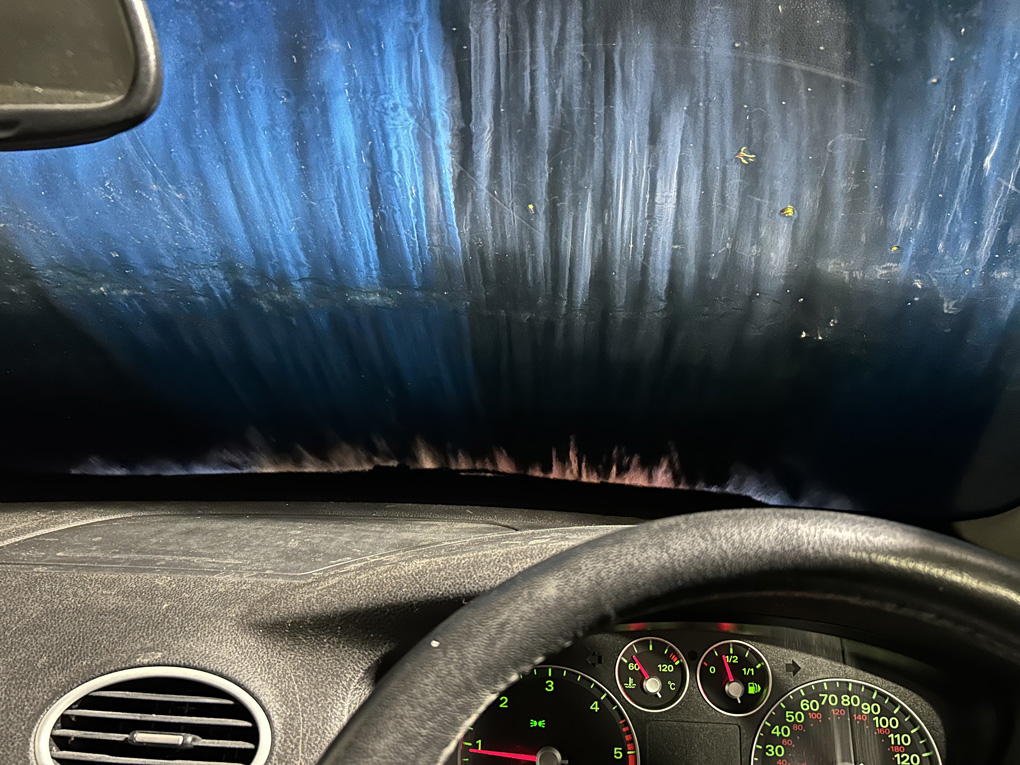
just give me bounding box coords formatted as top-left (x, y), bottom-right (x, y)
top-left (449, 622), bottom-right (947, 765)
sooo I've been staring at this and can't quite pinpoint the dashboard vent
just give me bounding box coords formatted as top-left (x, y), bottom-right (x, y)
top-left (35, 667), bottom-right (271, 765)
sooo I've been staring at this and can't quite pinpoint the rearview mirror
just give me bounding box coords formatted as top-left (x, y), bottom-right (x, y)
top-left (0, 0), bottom-right (162, 150)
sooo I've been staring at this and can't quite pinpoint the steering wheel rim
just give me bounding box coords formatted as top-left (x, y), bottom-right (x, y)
top-left (318, 508), bottom-right (1020, 764)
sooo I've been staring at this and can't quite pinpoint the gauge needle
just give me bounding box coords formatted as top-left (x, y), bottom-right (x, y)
top-left (722, 655), bottom-right (735, 683)
top-left (468, 749), bottom-right (537, 762)
top-left (632, 655), bottom-right (650, 680)
top-left (722, 655), bottom-right (743, 704)
top-left (632, 655), bottom-right (662, 698)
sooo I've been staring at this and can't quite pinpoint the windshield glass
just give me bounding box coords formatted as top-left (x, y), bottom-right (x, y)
top-left (1, 0), bottom-right (1019, 518)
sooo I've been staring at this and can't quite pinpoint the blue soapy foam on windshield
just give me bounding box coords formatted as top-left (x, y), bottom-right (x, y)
top-left (6, 0), bottom-right (1018, 311)
top-left (0, 0), bottom-right (463, 295)
top-left (0, 0), bottom-right (481, 437)
top-left (0, 0), bottom-right (1019, 511)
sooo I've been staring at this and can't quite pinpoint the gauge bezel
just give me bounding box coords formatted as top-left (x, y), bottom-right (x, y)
top-left (750, 677), bottom-right (944, 765)
top-left (696, 638), bottom-right (773, 717)
top-left (615, 637), bottom-right (689, 713)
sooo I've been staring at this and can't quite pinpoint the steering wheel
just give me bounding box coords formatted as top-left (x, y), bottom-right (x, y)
top-left (317, 509), bottom-right (1020, 764)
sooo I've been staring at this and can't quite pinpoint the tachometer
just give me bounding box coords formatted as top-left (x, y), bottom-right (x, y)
top-left (752, 678), bottom-right (942, 765)
top-left (457, 666), bottom-right (638, 765)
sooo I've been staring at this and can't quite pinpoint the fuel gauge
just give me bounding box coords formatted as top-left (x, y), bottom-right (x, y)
top-left (615, 637), bottom-right (688, 712)
top-left (697, 640), bottom-right (771, 716)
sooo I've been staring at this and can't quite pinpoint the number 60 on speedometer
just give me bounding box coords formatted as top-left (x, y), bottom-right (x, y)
top-left (752, 679), bottom-right (942, 765)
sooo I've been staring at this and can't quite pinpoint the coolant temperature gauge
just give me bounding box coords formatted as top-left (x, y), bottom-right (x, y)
top-left (615, 637), bottom-right (688, 712)
top-left (697, 640), bottom-right (771, 716)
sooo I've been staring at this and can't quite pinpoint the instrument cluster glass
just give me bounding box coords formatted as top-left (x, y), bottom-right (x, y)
top-left (452, 627), bottom-right (944, 765)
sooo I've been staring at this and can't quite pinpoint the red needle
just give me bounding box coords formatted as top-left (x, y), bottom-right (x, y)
top-left (468, 749), bottom-right (537, 762)
top-left (722, 655), bottom-right (735, 683)
top-left (632, 654), bottom-right (650, 680)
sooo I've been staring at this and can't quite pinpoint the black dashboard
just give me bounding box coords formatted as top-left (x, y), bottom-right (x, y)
top-left (0, 501), bottom-right (1017, 764)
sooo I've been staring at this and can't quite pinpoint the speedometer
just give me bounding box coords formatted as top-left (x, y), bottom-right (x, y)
top-left (752, 679), bottom-right (941, 765)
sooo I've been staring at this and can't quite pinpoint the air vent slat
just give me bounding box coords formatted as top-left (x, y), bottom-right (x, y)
top-left (38, 667), bottom-right (269, 765)
top-left (50, 751), bottom-right (246, 765)
top-left (50, 731), bottom-right (127, 743)
top-left (65, 709), bottom-right (253, 727)
top-left (51, 730), bottom-right (256, 750)
top-left (89, 691), bottom-right (237, 705)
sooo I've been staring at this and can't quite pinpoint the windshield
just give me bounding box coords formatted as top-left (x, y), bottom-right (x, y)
top-left (1, 0), bottom-right (1018, 518)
